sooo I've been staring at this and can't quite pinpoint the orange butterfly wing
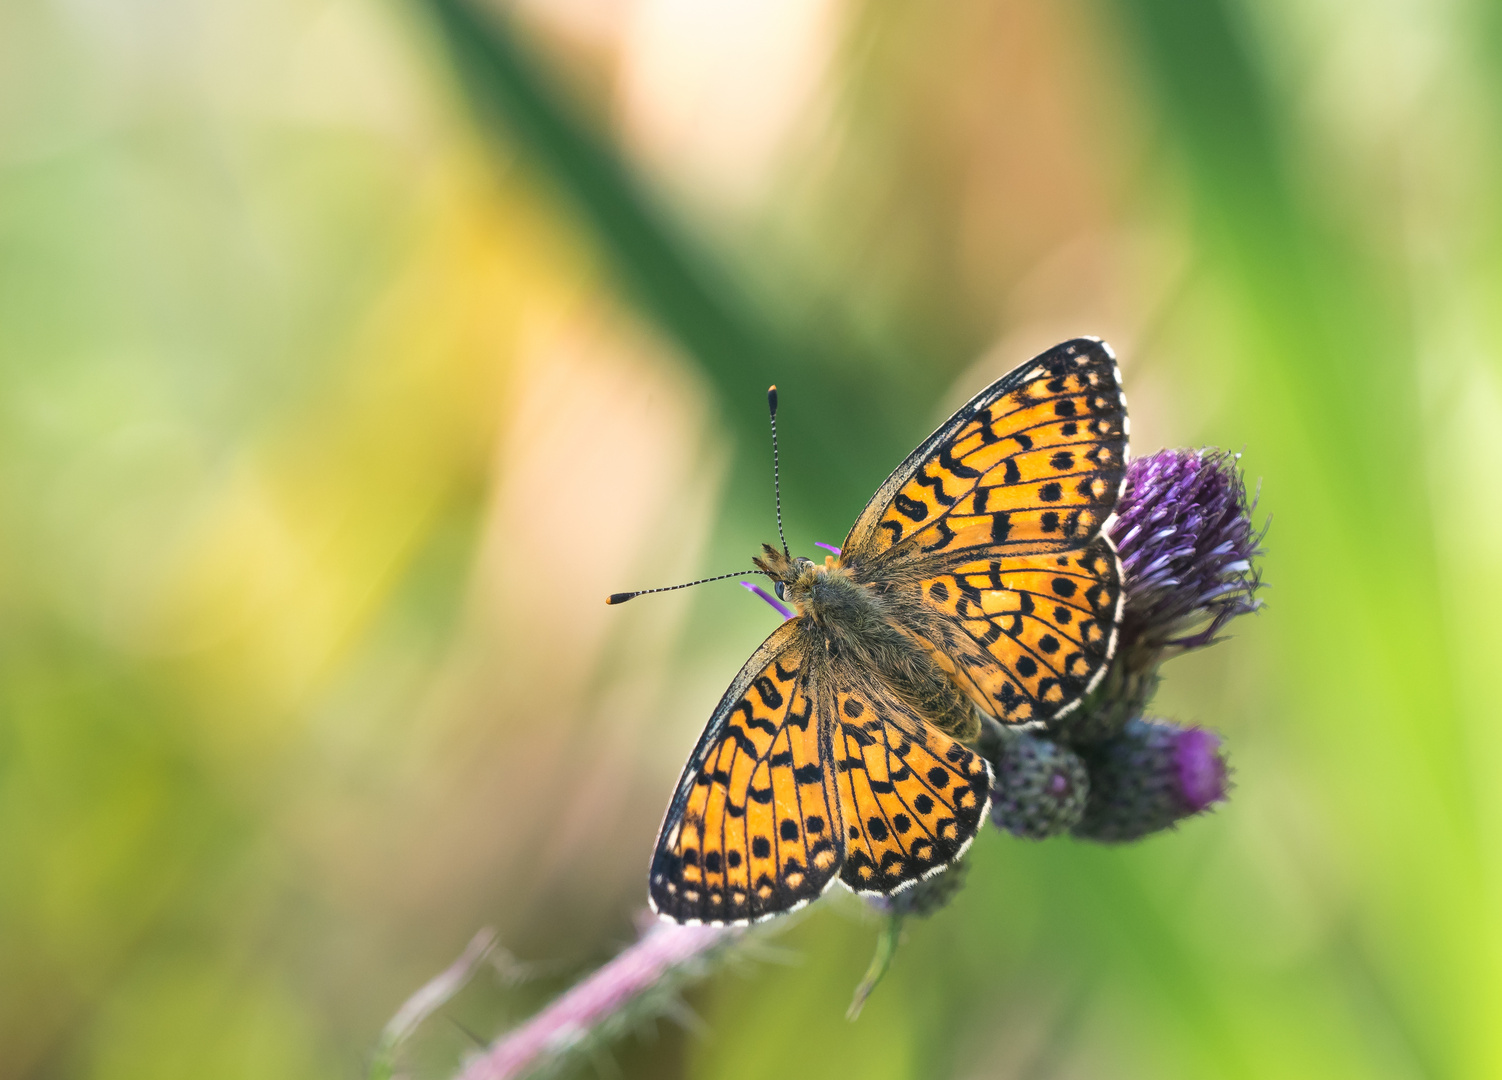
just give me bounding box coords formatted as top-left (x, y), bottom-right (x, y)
top-left (650, 620), bottom-right (996, 917)
top-left (828, 672), bottom-right (992, 894)
top-left (842, 338), bottom-right (1128, 724)
top-left (908, 538), bottom-right (1121, 722)
top-left (648, 621), bottom-right (843, 925)
top-left (843, 337), bottom-right (1127, 564)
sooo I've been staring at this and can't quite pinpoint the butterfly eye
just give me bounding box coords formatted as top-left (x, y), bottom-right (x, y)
top-left (774, 581), bottom-right (787, 601)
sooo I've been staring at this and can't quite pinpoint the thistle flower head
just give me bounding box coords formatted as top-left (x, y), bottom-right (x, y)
top-left (987, 730), bottom-right (1089, 839)
top-left (1072, 717), bottom-right (1230, 843)
top-left (1111, 449), bottom-right (1265, 655)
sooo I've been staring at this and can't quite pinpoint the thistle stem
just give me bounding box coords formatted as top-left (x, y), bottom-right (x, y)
top-left (454, 921), bottom-right (733, 1080)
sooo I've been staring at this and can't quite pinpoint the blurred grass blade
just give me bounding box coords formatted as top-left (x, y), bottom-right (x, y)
top-left (416, 0), bottom-right (913, 526)
top-left (419, 0), bottom-right (780, 386)
top-left (372, 928), bottom-right (499, 1079)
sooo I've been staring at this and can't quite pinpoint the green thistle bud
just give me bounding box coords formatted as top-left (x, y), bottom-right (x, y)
top-left (986, 729), bottom-right (1090, 839)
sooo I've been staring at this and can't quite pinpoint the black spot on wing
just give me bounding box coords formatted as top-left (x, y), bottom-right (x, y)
top-left (751, 675), bottom-right (783, 709)
top-left (726, 728), bottom-right (758, 756)
top-left (893, 492), bottom-right (927, 521)
top-left (918, 518), bottom-right (956, 554)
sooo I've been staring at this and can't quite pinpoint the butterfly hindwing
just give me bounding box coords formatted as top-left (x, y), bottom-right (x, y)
top-left (829, 674), bottom-right (992, 895)
top-left (648, 621), bottom-right (843, 925)
top-left (842, 338), bottom-right (1127, 568)
top-left (908, 535), bottom-right (1122, 723)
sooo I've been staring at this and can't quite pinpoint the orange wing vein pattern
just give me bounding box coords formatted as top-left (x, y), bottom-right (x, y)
top-left (911, 536), bottom-right (1121, 723)
top-left (842, 338), bottom-right (1127, 569)
top-left (829, 676), bottom-right (992, 894)
top-left (649, 623), bottom-right (842, 925)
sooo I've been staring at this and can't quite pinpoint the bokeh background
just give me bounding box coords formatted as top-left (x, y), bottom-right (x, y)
top-left (4, 0), bottom-right (1501, 1077)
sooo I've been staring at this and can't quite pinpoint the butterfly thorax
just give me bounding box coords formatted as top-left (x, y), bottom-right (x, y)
top-left (754, 544), bottom-right (981, 741)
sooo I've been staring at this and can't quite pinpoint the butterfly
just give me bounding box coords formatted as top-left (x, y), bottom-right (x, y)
top-left (638, 338), bottom-right (1128, 925)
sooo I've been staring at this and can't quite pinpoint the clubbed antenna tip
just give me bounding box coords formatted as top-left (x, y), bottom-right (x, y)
top-left (604, 570), bottom-right (760, 607)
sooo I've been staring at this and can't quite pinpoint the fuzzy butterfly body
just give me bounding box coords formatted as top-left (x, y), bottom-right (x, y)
top-left (648, 338), bottom-right (1128, 925)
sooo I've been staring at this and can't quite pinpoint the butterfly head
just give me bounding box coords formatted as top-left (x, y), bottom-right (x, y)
top-left (753, 543), bottom-right (819, 607)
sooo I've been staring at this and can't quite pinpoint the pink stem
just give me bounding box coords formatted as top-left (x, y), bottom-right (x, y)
top-left (456, 921), bottom-right (732, 1080)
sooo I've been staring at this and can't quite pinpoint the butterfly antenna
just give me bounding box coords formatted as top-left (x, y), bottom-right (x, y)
top-left (606, 569), bottom-right (761, 605)
top-left (768, 385), bottom-right (790, 558)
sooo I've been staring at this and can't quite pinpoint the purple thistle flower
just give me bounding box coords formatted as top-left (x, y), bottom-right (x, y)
top-left (1111, 448), bottom-right (1266, 655)
top-left (1048, 449), bottom-right (1264, 744)
top-left (1174, 727), bottom-right (1229, 813)
top-left (1072, 717), bottom-right (1230, 842)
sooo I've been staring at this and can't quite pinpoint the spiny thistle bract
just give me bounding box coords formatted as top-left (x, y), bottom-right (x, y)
top-left (987, 729), bottom-right (1090, 840)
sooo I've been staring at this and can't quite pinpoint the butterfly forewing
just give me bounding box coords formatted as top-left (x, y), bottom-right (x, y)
top-left (909, 535), bottom-right (1122, 723)
top-left (829, 675), bottom-right (992, 894)
top-left (842, 338), bottom-right (1127, 568)
top-left (839, 338), bottom-right (1127, 725)
top-left (649, 622), bottom-right (843, 925)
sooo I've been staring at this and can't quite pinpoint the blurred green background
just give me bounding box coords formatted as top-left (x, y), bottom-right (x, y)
top-left (3, 0), bottom-right (1501, 1077)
